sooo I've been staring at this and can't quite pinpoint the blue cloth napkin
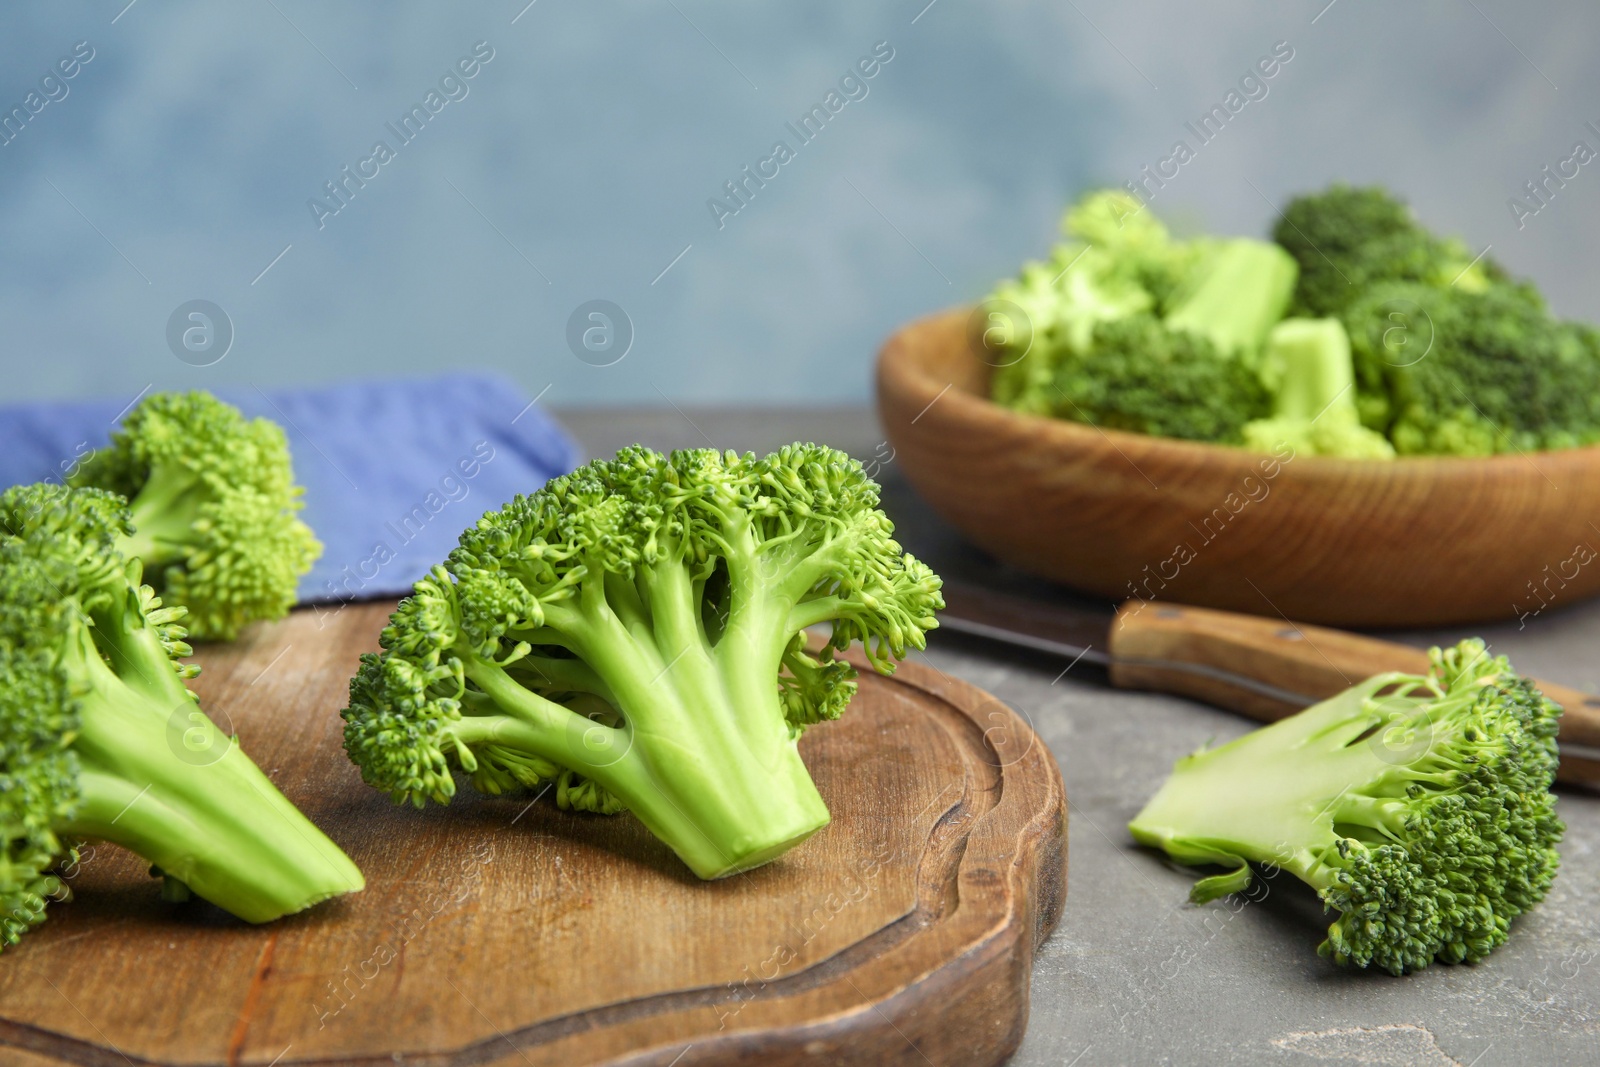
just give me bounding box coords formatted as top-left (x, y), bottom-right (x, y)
top-left (0, 374), bottom-right (580, 605)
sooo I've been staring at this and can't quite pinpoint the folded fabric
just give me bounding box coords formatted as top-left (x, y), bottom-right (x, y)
top-left (0, 373), bottom-right (580, 604)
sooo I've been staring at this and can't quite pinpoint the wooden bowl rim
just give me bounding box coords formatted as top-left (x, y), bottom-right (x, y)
top-left (882, 305), bottom-right (1600, 477)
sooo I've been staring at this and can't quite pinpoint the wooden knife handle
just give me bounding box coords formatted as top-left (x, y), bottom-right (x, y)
top-left (1107, 601), bottom-right (1600, 788)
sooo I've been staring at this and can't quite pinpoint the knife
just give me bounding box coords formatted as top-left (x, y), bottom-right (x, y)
top-left (936, 581), bottom-right (1600, 788)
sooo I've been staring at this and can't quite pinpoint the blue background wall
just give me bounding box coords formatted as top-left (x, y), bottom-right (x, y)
top-left (2, 1), bottom-right (1595, 407)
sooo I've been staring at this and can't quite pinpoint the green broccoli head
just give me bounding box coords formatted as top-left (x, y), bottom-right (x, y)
top-left (71, 391), bottom-right (321, 640)
top-left (1049, 315), bottom-right (1271, 443)
top-left (987, 193), bottom-right (1293, 436)
top-left (1274, 184), bottom-right (1507, 319)
top-left (0, 483), bottom-right (361, 951)
top-left (0, 535), bottom-right (82, 950)
top-left (1129, 638), bottom-right (1563, 975)
top-left (342, 444), bottom-right (943, 879)
top-left (1345, 282), bottom-right (1600, 456)
top-left (987, 187), bottom-right (1216, 413)
top-left (986, 243), bottom-right (1157, 413)
top-left (1063, 189), bottom-right (1205, 309)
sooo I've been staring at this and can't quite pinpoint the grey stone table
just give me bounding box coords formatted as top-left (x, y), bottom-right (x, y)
top-left (554, 408), bottom-right (1600, 1067)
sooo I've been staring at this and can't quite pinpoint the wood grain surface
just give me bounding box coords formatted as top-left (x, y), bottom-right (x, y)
top-left (0, 601), bottom-right (1066, 1067)
top-left (1107, 600), bottom-right (1600, 787)
top-left (876, 307), bottom-right (1600, 628)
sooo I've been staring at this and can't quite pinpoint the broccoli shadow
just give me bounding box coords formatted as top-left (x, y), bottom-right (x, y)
top-left (436, 791), bottom-right (727, 888)
top-left (1168, 859), bottom-right (1396, 984)
top-left (35, 837), bottom-right (364, 939)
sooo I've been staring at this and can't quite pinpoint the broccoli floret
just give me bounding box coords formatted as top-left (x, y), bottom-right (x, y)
top-left (1052, 315), bottom-right (1270, 442)
top-left (1242, 318), bottom-right (1395, 459)
top-left (1274, 184), bottom-right (1504, 319)
top-left (341, 444), bottom-right (943, 879)
top-left (1042, 234), bottom-right (1294, 443)
top-left (1129, 639), bottom-right (1563, 975)
top-left (1346, 283), bottom-right (1600, 456)
top-left (987, 250), bottom-right (1154, 414)
top-left (0, 484), bottom-right (362, 951)
top-left (71, 391), bottom-right (320, 640)
top-left (1063, 190), bottom-right (1207, 310)
top-left (988, 190), bottom-right (1208, 413)
top-left (1163, 238), bottom-right (1299, 365)
top-left (988, 192), bottom-right (1295, 440)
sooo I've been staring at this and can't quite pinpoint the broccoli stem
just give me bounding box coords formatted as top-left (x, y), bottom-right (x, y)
top-left (117, 463), bottom-right (205, 569)
top-left (465, 651), bottom-right (828, 878)
top-left (1128, 673), bottom-right (1431, 899)
top-left (1164, 238), bottom-right (1299, 362)
top-left (63, 630), bottom-right (364, 922)
top-left (88, 580), bottom-right (195, 710)
top-left (459, 552), bottom-right (831, 879)
top-left (1261, 318), bottom-right (1359, 422)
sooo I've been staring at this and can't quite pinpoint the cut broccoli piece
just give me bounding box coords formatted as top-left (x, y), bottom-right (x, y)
top-left (1052, 315), bottom-right (1270, 443)
top-left (71, 391), bottom-right (320, 640)
top-left (1129, 639), bottom-right (1562, 975)
top-left (341, 444), bottom-right (943, 879)
top-left (987, 249), bottom-right (1155, 414)
top-left (1346, 283), bottom-right (1600, 456)
top-left (1041, 233), bottom-right (1294, 442)
top-left (1274, 184), bottom-right (1505, 319)
top-left (987, 190), bottom-right (1208, 413)
top-left (0, 483), bottom-right (362, 952)
top-left (1163, 238), bottom-right (1299, 365)
top-left (1063, 190), bottom-right (1208, 310)
top-left (1242, 318), bottom-right (1395, 459)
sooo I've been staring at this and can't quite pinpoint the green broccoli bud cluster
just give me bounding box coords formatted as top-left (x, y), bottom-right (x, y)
top-left (984, 190), bottom-right (1309, 450)
top-left (1273, 183), bottom-right (1503, 320)
top-left (1052, 315), bottom-right (1271, 443)
top-left (1347, 282), bottom-right (1600, 456)
top-left (342, 444), bottom-right (943, 879)
top-left (986, 183), bottom-right (1600, 459)
top-left (71, 390), bottom-right (321, 639)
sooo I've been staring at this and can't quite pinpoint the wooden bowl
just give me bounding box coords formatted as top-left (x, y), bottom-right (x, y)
top-left (876, 308), bottom-right (1600, 628)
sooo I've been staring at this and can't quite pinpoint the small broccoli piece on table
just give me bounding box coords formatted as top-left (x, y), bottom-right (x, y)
top-left (341, 444), bottom-right (943, 880)
top-left (1346, 283), bottom-right (1600, 456)
top-left (1129, 639), bottom-right (1563, 975)
top-left (0, 484), bottom-right (362, 952)
top-left (1273, 184), bottom-right (1503, 319)
top-left (71, 391), bottom-right (320, 640)
top-left (1242, 318), bottom-right (1395, 459)
top-left (1052, 316), bottom-right (1270, 443)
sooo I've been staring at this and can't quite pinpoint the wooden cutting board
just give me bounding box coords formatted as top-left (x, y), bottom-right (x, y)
top-left (0, 601), bottom-right (1066, 1067)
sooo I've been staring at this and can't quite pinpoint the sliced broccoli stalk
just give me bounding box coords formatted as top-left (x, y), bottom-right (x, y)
top-left (0, 484), bottom-right (362, 951)
top-left (1129, 639), bottom-right (1563, 975)
top-left (342, 445), bottom-right (943, 880)
top-left (1163, 238), bottom-right (1300, 364)
top-left (72, 391), bottom-right (321, 640)
top-left (1242, 318), bottom-right (1395, 459)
